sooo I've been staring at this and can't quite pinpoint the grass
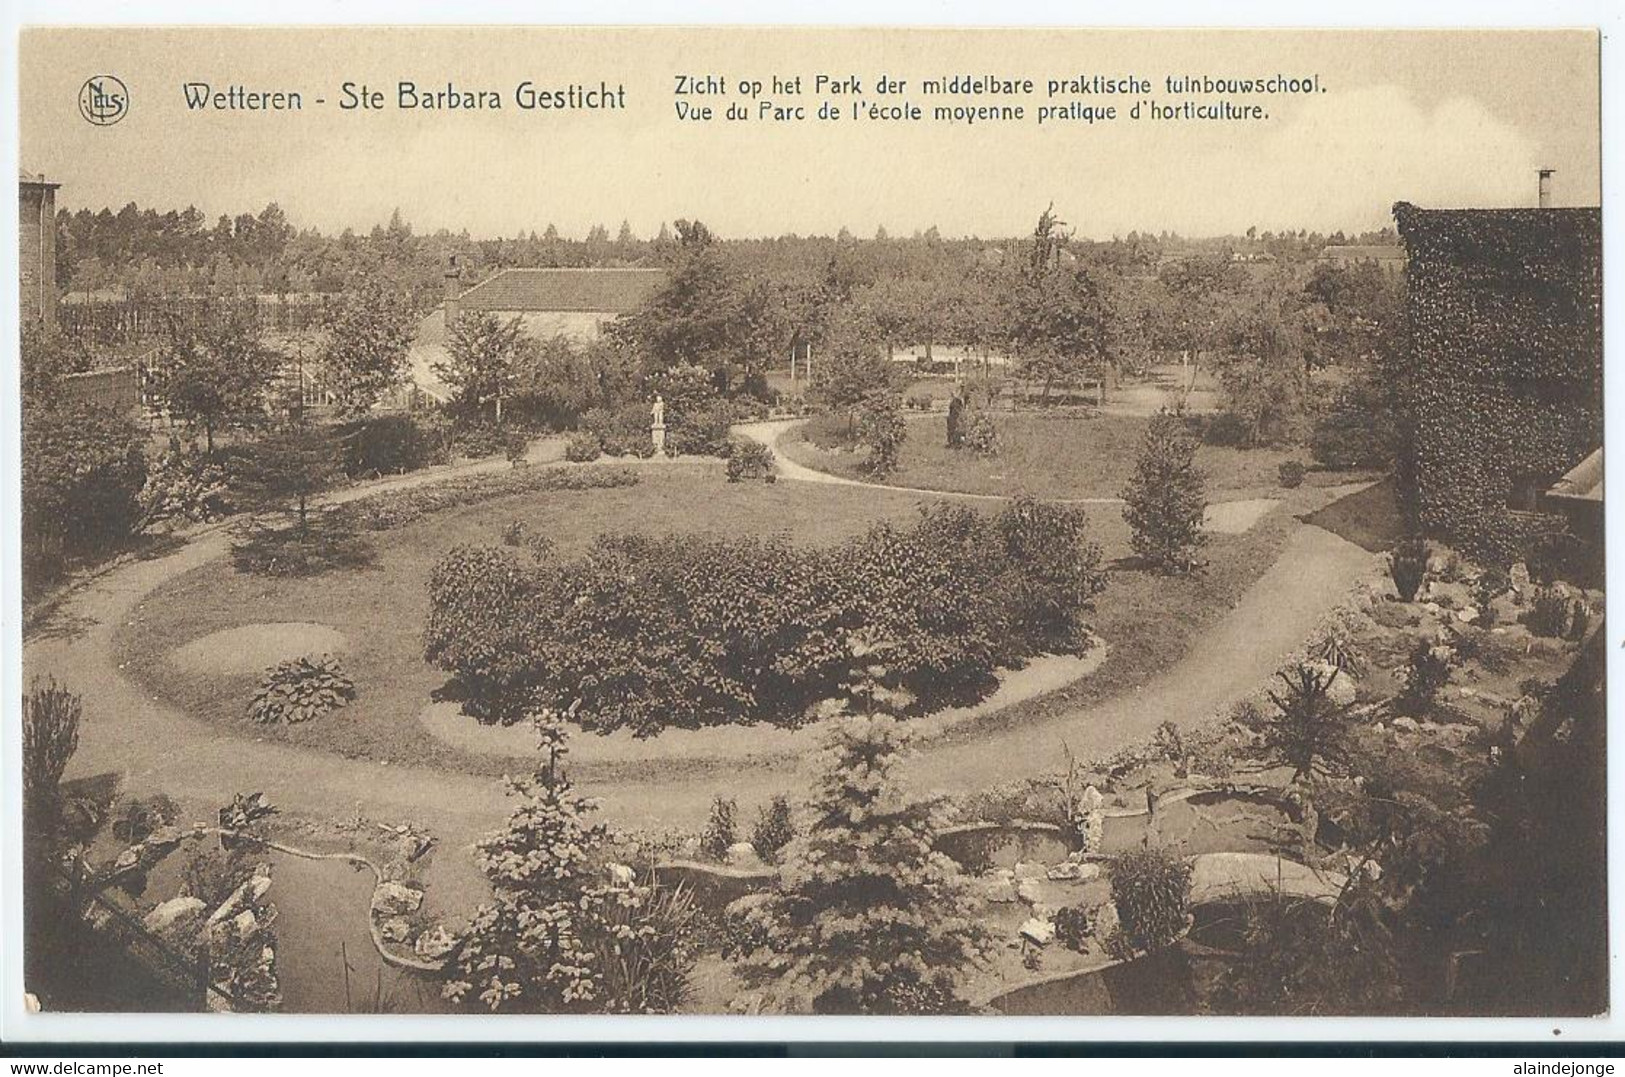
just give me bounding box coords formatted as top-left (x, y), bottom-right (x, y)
top-left (781, 411), bottom-right (1321, 501)
top-left (115, 461), bottom-right (1305, 777)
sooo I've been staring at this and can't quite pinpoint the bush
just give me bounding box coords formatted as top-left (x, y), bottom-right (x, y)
top-left (730, 714), bottom-right (987, 1013)
top-left (338, 464), bottom-right (639, 532)
top-left (230, 518), bottom-right (375, 577)
top-left (1389, 536), bottom-right (1428, 601)
top-left (725, 438), bottom-right (776, 483)
top-left (1277, 460), bottom-right (1307, 489)
top-left (248, 655), bottom-right (357, 724)
top-left (699, 795), bottom-right (738, 861)
top-left (1310, 379), bottom-right (1394, 471)
top-left (905, 393), bottom-right (935, 411)
top-left (1394, 641), bottom-right (1450, 717)
top-left (1052, 904), bottom-right (1096, 953)
top-left (140, 440), bottom-right (233, 525)
top-left (564, 431), bottom-right (603, 463)
top-left (1108, 848), bottom-right (1192, 957)
top-left (962, 410), bottom-right (1000, 458)
top-left (450, 422), bottom-right (507, 460)
top-left (23, 680), bottom-right (82, 823)
top-left (750, 795), bottom-right (795, 865)
top-left (583, 403), bottom-right (656, 459)
top-left (503, 428), bottom-right (531, 465)
top-left (336, 414), bottom-right (446, 478)
top-left (665, 399), bottom-right (735, 458)
top-left (855, 393), bottom-right (907, 476)
top-left (22, 401), bottom-right (149, 578)
top-left (1261, 663), bottom-right (1354, 782)
top-left (424, 499), bottom-right (1106, 735)
top-left (1525, 588), bottom-right (1574, 639)
top-left (1122, 409), bottom-right (1208, 574)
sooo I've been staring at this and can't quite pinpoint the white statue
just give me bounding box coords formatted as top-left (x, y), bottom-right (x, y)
top-left (651, 394), bottom-right (665, 427)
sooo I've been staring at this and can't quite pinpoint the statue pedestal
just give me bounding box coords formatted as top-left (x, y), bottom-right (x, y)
top-left (651, 423), bottom-right (666, 455)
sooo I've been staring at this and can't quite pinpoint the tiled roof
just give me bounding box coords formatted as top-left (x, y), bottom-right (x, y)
top-left (457, 268), bottom-right (665, 314)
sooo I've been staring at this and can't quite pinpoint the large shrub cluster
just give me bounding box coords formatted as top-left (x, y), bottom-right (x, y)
top-left (424, 498), bottom-right (1106, 736)
top-left (22, 402), bottom-right (149, 582)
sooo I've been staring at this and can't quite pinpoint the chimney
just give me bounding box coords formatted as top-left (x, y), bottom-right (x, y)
top-left (1538, 169), bottom-right (1555, 209)
top-left (443, 255), bottom-right (462, 325)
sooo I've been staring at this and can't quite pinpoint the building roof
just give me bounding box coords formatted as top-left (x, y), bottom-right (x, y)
top-left (19, 169), bottom-right (61, 189)
top-left (457, 267), bottom-right (665, 314)
top-left (1547, 448), bottom-right (1603, 505)
top-left (1319, 244), bottom-right (1406, 262)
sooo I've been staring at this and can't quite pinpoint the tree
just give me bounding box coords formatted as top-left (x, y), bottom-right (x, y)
top-left (436, 312), bottom-right (534, 419)
top-left (1261, 663), bottom-right (1355, 783)
top-left (733, 706), bottom-right (987, 1014)
top-left (22, 400), bottom-right (149, 572)
top-left (1211, 284), bottom-right (1313, 446)
top-left (445, 715), bottom-right (697, 1013)
top-left (230, 425), bottom-right (342, 541)
top-left (1121, 409), bottom-right (1208, 573)
top-left (319, 279), bottom-right (418, 415)
top-left (152, 305), bottom-right (279, 452)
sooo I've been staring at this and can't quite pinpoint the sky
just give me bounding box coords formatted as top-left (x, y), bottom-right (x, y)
top-left (19, 27), bottom-right (1602, 241)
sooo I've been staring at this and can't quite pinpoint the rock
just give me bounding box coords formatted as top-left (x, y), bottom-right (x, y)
top-left (1046, 861), bottom-right (1101, 883)
top-left (1510, 562), bottom-right (1531, 592)
top-left (370, 881), bottom-right (423, 917)
top-left (723, 892), bottom-right (776, 921)
top-left (1018, 918), bottom-right (1056, 947)
top-left (604, 862), bottom-right (635, 888)
top-left (143, 896), bottom-right (205, 933)
top-left (145, 826), bottom-right (184, 850)
top-left (112, 846), bottom-right (143, 873)
top-left (1392, 716), bottom-right (1420, 733)
top-left (1016, 877), bottom-right (1048, 906)
top-left (1080, 785), bottom-right (1105, 811)
top-left (206, 874), bottom-right (272, 926)
top-left (1422, 602), bottom-right (1444, 618)
top-left (1456, 607), bottom-right (1480, 624)
top-left (379, 917), bottom-right (412, 943)
top-left (1094, 901), bottom-right (1120, 939)
top-left (415, 925), bottom-right (458, 961)
top-left (1012, 860), bottom-right (1046, 881)
top-left (980, 874), bottom-right (1019, 904)
top-left (724, 842), bottom-right (762, 868)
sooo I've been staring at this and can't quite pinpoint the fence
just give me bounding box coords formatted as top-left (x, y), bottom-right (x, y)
top-left (60, 366), bottom-right (141, 413)
top-left (59, 295), bottom-right (334, 349)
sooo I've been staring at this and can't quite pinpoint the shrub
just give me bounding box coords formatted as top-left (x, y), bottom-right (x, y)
top-left (750, 795), bottom-right (795, 865)
top-left (140, 440), bottom-right (232, 525)
top-left (230, 518), bottom-right (375, 577)
top-left (1389, 536), bottom-right (1428, 601)
top-left (906, 393), bottom-right (934, 411)
top-left (725, 438), bottom-right (776, 483)
top-left (1108, 848), bottom-right (1192, 957)
top-left (336, 414), bottom-right (445, 478)
top-left (424, 499), bottom-right (1105, 735)
top-left (1310, 379), bottom-right (1394, 471)
top-left (1394, 641), bottom-right (1450, 717)
top-left (450, 422), bottom-right (506, 459)
top-left (1261, 663), bottom-right (1354, 782)
top-left (583, 403), bottom-right (657, 459)
top-left (1052, 904), bottom-right (1096, 953)
top-left (962, 410), bottom-right (1000, 458)
top-left (1525, 588), bottom-right (1573, 639)
top-left (564, 431), bottom-right (603, 463)
top-left (248, 655), bottom-right (356, 724)
top-left (1122, 409), bottom-right (1208, 574)
top-left (503, 428), bottom-right (531, 465)
top-left (1214, 891), bottom-right (1400, 1015)
top-left (699, 795), bottom-right (738, 861)
top-left (855, 393), bottom-right (907, 476)
top-left (1277, 460), bottom-right (1307, 489)
top-left (22, 401), bottom-right (149, 576)
top-left (730, 714), bottom-right (987, 1013)
top-left (22, 680), bottom-right (82, 823)
top-left (445, 718), bottom-right (696, 1013)
top-left (338, 464), bottom-right (639, 532)
top-left (666, 399), bottom-right (735, 458)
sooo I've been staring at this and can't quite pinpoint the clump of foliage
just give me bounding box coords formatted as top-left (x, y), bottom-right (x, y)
top-left (1213, 890), bottom-right (1400, 1015)
top-left (961, 410), bottom-right (1000, 458)
top-left (22, 401), bottom-right (150, 583)
top-left (22, 680), bottom-right (82, 826)
top-left (725, 438), bottom-right (776, 483)
top-left (750, 795), bottom-right (796, 865)
top-left (1389, 536), bottom-right (1428, 602)
top-left (140, 438), bottom-right (232, 525)
top-left (1525, 587), bottom-right (1583, 639)
top-left (855, 392), bottom-right (907, 476)
top-left (699, 795), bottom-right (738, 861)
top-left (564, 431), bottom-right (603, 463)
top-left (425, 499), bottom-right (1105, 734)
top-left (336, 414), bottom-right (448, 478)
top-left (1107, 847), bottom-right (1193, 957)
top-left (1277, 460), bottom-right (1307, 489)
top-left (1310, 378), bottom-right (1395, 471)
top-left (445, 716), bottom-right (696, 1013)
top-left (229, 425), bottom-right (367, 577)
top-left (729, 711), bottom-right (987, 1013)
top-left (320, 280), bottom-right (418, 416)
top-left (1052, 903), bottom-right (1096, 953)
top-left (1261, 663), bottom-right (1354, 783)
top-left (582, 403), bottom-right (657, 459)
top-left (1394, 641), bottom-right (1451, 718)
top-left (1122, 409), bottom-right (1208, 574)
top-left (338, 464), bottom-right (639, 532)
top-left (150, 304), bottom-right (278, 452)
top-left (249, 655), bottom-right (356, 724)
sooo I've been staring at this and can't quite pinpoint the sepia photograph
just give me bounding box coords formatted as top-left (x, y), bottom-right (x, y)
top-left (6, 22), bottom-right (1609, 1031)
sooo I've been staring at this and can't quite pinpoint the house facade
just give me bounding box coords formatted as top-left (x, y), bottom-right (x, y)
top-left (19, 170), bottom-right (60, 330)
top-left (1393, 201), bottom-right (1602, 565)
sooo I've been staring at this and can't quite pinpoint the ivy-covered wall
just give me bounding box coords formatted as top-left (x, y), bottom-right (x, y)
top-left (1393, 202), bottom-right (1602, 563)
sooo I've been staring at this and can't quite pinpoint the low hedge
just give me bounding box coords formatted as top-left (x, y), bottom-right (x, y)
top-left (424, 497), bottom-right (1107, 736)
top-left (336, 464), bottom-right (640, 532)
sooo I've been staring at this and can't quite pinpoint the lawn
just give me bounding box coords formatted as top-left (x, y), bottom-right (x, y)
top-left (780, 411), bottom-right (1319, 501)
top-left (115, 459), bottom-right (1303, 778)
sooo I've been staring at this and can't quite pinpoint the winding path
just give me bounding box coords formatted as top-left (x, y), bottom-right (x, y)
top-left (26, 448), bottom-right (1376, 912)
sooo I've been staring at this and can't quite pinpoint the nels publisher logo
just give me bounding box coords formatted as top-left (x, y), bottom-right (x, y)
top-left (78, 75), bottom-right (128, 126)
